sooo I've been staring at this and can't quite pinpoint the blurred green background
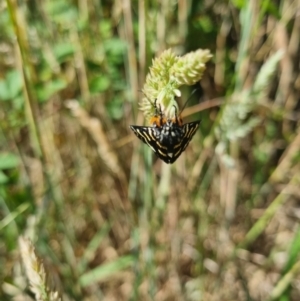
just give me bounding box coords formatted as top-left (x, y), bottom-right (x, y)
top-left (1, 0), bottom-right (300, 300)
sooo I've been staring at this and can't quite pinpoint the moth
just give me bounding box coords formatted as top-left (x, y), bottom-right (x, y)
top-left (130, 100), bottom-right (200, 164)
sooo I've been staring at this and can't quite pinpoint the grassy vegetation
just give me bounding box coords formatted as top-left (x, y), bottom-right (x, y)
top-left (1, 0), bottom-right (300, 300)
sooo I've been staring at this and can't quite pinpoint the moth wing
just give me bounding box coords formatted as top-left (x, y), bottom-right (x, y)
top-left (130, 125), bottom-right (172, 163)
top-left (130, 125), bottom-right (158, 153)
top-left (169, 120), bottom-right (201, 163)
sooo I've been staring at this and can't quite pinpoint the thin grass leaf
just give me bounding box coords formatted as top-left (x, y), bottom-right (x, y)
top-left (269, 261), bottom-right (300, 300)
top-left (239, 174), bottom-right (300, 248)
top-left (0, 203), bottom-right (30, 231)
top-left (79, 255), bottom-right (135, 287)
top-left (77, 222), bottom-right (111, 273)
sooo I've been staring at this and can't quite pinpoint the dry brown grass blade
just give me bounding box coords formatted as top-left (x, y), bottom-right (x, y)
top-left (181, 98), bottom-right (223, 119)
top-left (270, 126), bottom-right (300, 182)
top-left (65, 100), bottom-right (127, 188)
top-left (215, 18), bottom-right (231, 89)
top-left (225, 142), bottom-right (239, 221)
top-left (187, 149), bottom-right (211, 192)
top-left (70, 29), bottom-right (91, 103)
top-left (178, 0), bottom-right (189, 44)
top-left (156, 0), bottom-right (168, 53)
top-left (122, 0), bottom-right (139, 101)
top-left (138, 0), bottom-right (146, 85)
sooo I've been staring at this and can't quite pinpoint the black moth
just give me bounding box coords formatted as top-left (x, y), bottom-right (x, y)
top-left (130, 117), bottom-right (200, 164)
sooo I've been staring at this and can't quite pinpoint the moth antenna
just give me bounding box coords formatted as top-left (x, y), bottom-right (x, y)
top-left (138, 89), bottom-right (157, 108)
top-left (179, 88), bottom-right (200, 115)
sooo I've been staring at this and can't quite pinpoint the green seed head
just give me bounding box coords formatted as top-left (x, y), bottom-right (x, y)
top-left (140, 48), bottom-right (212, 122)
